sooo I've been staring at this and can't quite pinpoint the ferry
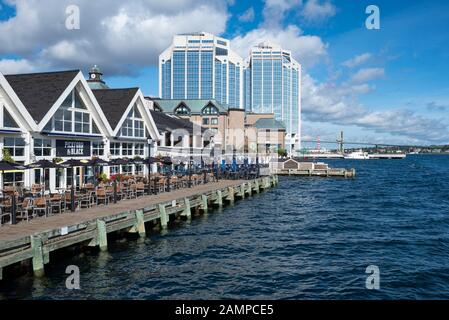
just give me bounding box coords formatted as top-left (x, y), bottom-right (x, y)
top-left (344, 150), bottom-right (370, 160)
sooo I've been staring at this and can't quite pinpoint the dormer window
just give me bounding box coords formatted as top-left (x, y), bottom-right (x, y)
top-left (175, 104), bottom-right (191, 115)
top-left (202, 104), bottom-right (219, 115)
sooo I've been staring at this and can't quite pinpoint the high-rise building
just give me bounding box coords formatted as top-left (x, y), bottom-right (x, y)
top-left (244, 42), bottom-right (301, 152)
top-left (159, 32), bottom-right (243, 108)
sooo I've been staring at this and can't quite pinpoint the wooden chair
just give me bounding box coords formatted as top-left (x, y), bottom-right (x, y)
top-left (17, 198), bottom-right (34, 222)
top-left (48, 194), bottom-right (63, 214)
top-left (96, 188), bottom-right (109, 206)
top-left (33, 197), bottom-right (48, 218)
top-left (65, 191), bottom-right (79, 211)
top-left (136, 182), bottom-right (145, 197)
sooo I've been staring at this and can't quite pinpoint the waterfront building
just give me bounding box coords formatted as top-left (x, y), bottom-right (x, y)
top-left (149, 98), bottom-right (285, 158)
top-left (244, 41), bottom-right (301, 154)
top-left (159, 32), bottom-right (243, 108)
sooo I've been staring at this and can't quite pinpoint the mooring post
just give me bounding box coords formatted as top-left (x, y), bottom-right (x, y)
top-left (30, 235), bottom-right (45, 277)
top-left (247, 181), bottom-right (252, 196)
top-left (255, 180), bottom-right (260, 193)
top-left (227, 187), bottom-right (235, 204)
top-left (159, 204), bottom-right (168, 229)
top-left (240, 183), bottom-right (246, 199)
top-left (216, 190), bottom-right (223, 207)
top-left (135, 209), bottom-right (146, 238)
top-left (183, 198), bottom-right (191, 219)
top-left (96, 219), bottom-right (108, 251)
top-left (201, 194), bottom-right (208, 214)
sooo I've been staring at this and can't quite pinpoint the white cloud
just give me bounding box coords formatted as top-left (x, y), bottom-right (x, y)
top-left (0, 0), bottom-right (228, 75)
top-left (232, 25), bottom-right (327, 67)
top-left (238, 7), bottom-right (255, 22)
top-left (300, 0), bottom-right (336, 23)
top-left (351, 67), bottom-right (384, 83)
top-left (342, 53), bottom-right (371, 68)
top-left (262, 0), bottom-right (303, 28)
top-left (0, 59), bottom-right (36, 74)
top-left (301, 73), bottom-right (449, 143)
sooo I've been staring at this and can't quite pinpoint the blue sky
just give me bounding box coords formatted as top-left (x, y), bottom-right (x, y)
top-left (1, 0), bottom-right (448, 146)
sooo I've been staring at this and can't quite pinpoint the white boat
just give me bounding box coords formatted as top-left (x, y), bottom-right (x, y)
top-left (344, 150), bottom-right (370, 160)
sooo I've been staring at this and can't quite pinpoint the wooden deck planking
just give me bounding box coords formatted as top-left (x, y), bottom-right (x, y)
top-left (0, 180), bottom-right (246, 243)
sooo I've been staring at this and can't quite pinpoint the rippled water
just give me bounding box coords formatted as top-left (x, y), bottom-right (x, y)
top-left (1, 155), bottom-right (449, 299)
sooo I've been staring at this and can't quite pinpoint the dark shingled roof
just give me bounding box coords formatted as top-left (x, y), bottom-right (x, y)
top-left (92, 88), bottom-right (139, 130)
top-left (4, 70), bottom-right (80, 123)
top-left (149, 110), bottom-right (203, 135)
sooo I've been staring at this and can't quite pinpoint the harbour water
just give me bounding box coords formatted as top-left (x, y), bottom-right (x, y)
top-left (1, 155), bottom-right (449, 299)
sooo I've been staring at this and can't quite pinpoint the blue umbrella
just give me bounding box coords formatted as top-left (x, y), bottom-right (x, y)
top-left (232, 157), bottom-right (237, 172)
top-left (221, 159), bottom-right (226, 171)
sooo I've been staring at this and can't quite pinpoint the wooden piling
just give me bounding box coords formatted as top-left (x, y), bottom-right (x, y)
top-left (96, 219), bottom-right (108, 251)
top-left (201, 194), bottom-right (208, 214)
top-left (215, 190), bottom-right (223, 207)
top-left (227, 187), bottom-right (235, 204)
top-left (30, 235), bottom-right (45, 277)
top-left (183, 198), bottom-right (191, 219)
top-left (134, 210), bottom-right (146, 238)
top-left (159, 204), bottom-right (168, 229)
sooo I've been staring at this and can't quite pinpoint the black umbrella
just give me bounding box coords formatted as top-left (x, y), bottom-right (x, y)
top-left (86, 158), bottom-right (110, 186)
top-left (0, 160), bottom-right (27, 225)
top-left (60, 159), bottom-right (89, 212)
top-left (162, 156), bottom-right (172, 165)
top-left (110, 158), bottom-right (130, 166)
top-left (27, 160), bottom-right (62, 195)
top-left (129, 157), bottom-right (146, 165)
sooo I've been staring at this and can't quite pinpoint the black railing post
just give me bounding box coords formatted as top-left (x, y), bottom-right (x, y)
top-left (11, 193), bottom-right (17, 225)
top-left (113, 179), bottom-right (117, 204)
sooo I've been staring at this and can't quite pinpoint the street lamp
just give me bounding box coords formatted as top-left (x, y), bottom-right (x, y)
top-left (211, 136), bottom-right (218, 181)
top-left (147, 137), bottom-right (153, 195)
top-left (188, 139), bottom-right (193, 188)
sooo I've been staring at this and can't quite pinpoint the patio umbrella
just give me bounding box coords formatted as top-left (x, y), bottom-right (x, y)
top-left (27, 160), bottom-right (62, 195)
top-left (109, 158), bottom-right (129, 166)
top-left (86, 158), bottom-right (110, 185)
top-left (60, 159), bottom-right (89, 212)
top-left (0, 160), bottom-right (27, 225)
top-left (232, 157), bottom-right (237, 172)
top-left (162, 157), bottom-right (172, 165)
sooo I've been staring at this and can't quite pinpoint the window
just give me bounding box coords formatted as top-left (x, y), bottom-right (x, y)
top-left (110, 166), bottom-right (119, 174)
top-left (51, 89), bottom-right (95, 134)
top-left (211, 118), bottom-right (218, 125)
top-left (175, 105), bottom-right (191, 115)
top-left (134, 143), bottom-right (144, 156)
top-left (202, 105), bottom-right (219, 115)
top-left (121, 165), bottom-right (133, 174)
top-left (120, 105), bottom-right (145, 138)
top-left (135, 164), bottom-right (143, 175)
top-left (122, 143), bottom-right (133, 156)
top-left (92, 141), bottom-right (105, 156)
top-left (34, 139), bottom-right (52, 157)
top-left (202, 118), bottom-right (209, 125)
top-left (110, 142), bottom-right (120, 156)
top-left (3, 108), bottom-right (19, 128)
top-left (4, 137), bottom-right (25, 157)
top-left (75, 112), bottom-right (90, 133)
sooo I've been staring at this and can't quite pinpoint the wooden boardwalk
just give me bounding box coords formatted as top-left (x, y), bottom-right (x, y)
top-left (0, 176), bottom-right (278, 280)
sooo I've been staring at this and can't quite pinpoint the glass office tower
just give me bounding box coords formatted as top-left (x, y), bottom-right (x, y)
top-left (159, 32), bottom-right (243, 108)
top-left (243, 42), bottom-right (302, 152)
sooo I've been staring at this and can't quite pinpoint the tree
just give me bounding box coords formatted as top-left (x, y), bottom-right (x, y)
top-left (2, 149), bottom-right (13, 163)
top-left (277, 148), bottom-right (287, 157)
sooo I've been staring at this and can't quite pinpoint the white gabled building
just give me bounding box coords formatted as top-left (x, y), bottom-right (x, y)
top-left (0, 68), bottom-right (161, 191)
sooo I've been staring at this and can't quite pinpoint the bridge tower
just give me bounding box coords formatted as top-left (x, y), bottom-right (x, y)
top-left (336, 131), bottom-right (344, 154)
